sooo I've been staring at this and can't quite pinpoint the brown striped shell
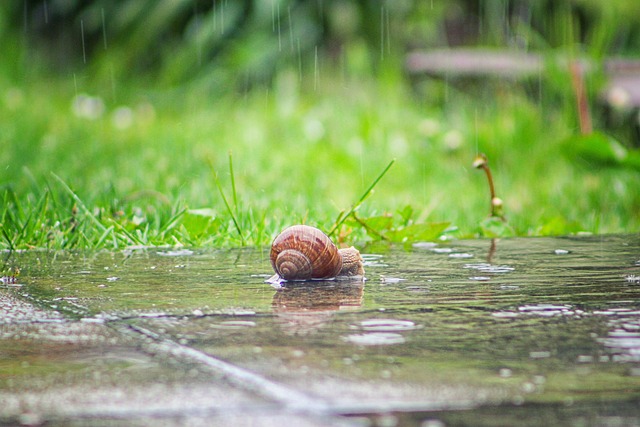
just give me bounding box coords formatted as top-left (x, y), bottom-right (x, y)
top-left (270, 225), bottom-right (343, 281)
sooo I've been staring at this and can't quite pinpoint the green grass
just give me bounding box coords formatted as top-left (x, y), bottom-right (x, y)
top-left (1, 49), bottom-right (639, 250)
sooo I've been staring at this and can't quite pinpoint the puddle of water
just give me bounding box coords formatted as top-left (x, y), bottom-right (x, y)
top-left (380, 399), bottom-right (640, 427)
top-left (1, 248), bottom-right (276, 316)
top-left (1, 234), bottom-right (639, 424)
top-left (0, 320), bottom-right (264, 424)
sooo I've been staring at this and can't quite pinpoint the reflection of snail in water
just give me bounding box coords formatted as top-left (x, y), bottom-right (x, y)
top-left (269, 225), bottom-right (364, 282)
top-left (272, 282), bottom-right (364, 335)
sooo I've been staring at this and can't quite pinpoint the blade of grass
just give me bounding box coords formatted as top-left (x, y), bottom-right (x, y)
top-left (14, 203), bottom-right (36, 247)
top-left (95, 225), bottom-right (115, 248)
top-left (1, 189), bottom-right (37, 248)
top-left (1, 226), bottom-right (15, 251)
top-left (32, 190), bottom-right (51, 246)
top-left (158, 206), bottom-right (187, 235)
top-left (109, 220), bottom-right (143, 246)
top-left (2, 188), bottom-right (23, 225)
top-left (1, 191), bottom-right (18, 249)
top-left (328, 158), bottom-right (395, 237)
top-left (51, 173), bottom-right (107, 233)
top-left (16, 190), bottom-right (50, 248)
top-left (208, 158), bottom-right (245, 245)
top-left (228, 150), bottom-right (239, 215)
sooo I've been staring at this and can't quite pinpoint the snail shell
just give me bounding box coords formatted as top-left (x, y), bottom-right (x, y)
top-left (270, 225), bottom-right (343, 281)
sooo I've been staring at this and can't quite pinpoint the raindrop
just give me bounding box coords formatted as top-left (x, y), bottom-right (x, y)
top-left (378, 6), bottom-right (391, 61)
top-left (80, 19), bottom-right (86, 64)
top-left (220, 1), bottom-right (225, 34)
top-left (463, 263), bottom-right (514, 273)
top-left (626, 274), bottom-right (640, 284)
top-left (314, 45), bottom-right (319, 90)
top-left (276, 2), bottom-right (281, 51)
top-left (431, 247), bottom-right (453, 254)
top-left (518, 304), bottom-right (574, 317)
top-left (449, 253), bottom-right (473, 258)
top-left (157, 249), bottom-right (194, 256)
top-left (358, 319), bottom-right (418, 332)
top-left (362, 254), bottom-right (387, 268)
top-left (297, 38), bottom-right (302, 81)
top-left (194, 10), bottom-right (201, 66)
top-left (101, 8), bottom-right (107, 50)
top-left (287, 6), bottom-right (294, 52)
top-left (271, 0), bottom-right (275, 31)
top-left (412, 242), bottom-right (438, 249)
top-left (380, 6), bottom-right (385, 61)
top-left (380, 277), bottom-right (405, 284)
top-left (343, 332), bottom-right (405, 346)
top-left (385, 7), bottom-right (391, 57)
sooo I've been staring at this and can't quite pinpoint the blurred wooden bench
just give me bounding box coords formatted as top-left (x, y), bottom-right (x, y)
top-left (406, 48), bottom-right (640, 110)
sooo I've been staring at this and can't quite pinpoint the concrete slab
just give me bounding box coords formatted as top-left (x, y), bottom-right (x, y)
top-left (1, 235), bottom-right (639, 425)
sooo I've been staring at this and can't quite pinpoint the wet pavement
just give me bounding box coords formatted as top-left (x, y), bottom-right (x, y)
top-left (1, 234), bottom-right (639, 426)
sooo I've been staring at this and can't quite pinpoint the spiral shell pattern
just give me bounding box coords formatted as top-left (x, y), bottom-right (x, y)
top-left (270, 225), bottom-right (343, 281)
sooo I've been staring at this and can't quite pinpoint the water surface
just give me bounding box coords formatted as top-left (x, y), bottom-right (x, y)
top-left (1, 234), bottom-right (639, 426)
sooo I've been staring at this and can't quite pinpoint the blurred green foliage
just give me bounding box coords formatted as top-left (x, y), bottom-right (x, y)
top-left (6, 0), bottom-right (640, 85)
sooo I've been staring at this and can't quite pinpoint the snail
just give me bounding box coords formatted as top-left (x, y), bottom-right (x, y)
top-left (269, 225), bottom-right (365, 281)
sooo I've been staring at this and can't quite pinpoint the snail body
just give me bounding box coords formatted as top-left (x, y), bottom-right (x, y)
top-left (270, 225), bottom-right (364, 281)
